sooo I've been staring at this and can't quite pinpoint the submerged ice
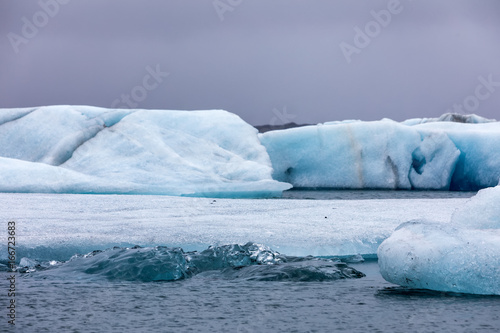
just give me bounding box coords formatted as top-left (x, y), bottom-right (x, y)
top-left (13, 242), bottom-right (365, 282)
top-left (0, 106), bottom-right (290, 197)
top-left (378, 185), bottom-right (500, 295)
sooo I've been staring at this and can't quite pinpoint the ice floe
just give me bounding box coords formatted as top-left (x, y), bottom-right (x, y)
top-left (378, 185), bottom-right (500, 295)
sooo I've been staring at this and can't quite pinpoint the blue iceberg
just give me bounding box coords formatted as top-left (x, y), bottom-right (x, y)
top-left (1, 106), bottom-right (499, 194)
top-left (260, 118), bottom-right (500, 190)
top-left (378, 185), bottom-right (500, 295)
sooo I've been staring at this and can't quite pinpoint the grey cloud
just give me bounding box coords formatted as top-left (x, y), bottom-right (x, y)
top-left (1, 0), bottom-right (499, 125)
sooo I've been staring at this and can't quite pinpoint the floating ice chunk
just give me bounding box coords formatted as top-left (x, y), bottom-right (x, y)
top-left (379, 185), bottom-right (500, 295)
top-left (23, 243), bottom-right (364, 282)
top-left (19, 257), bottom-right (39, 269)
top-left (215, 259), bottom-right (365, 281)
top-left (74, 246), bottom-right (190, 282)
top-left (187, 242), bottom-right (285, 273)
top-left (378, 220), bottom-right (500, 295)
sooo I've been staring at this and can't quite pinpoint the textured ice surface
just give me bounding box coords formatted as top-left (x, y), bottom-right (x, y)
top-left (0, 193), bottom-right (466, 261)
top-left (13, 243), bottom-right (364, 282)
top-left (378, 185), bottom-right (500, 295)
top-left (415, 122), bottom-right (500, 190)
top-left (378, 221), bottom-right (500, 295)
top-left (0, 106), bottom-right (290, 197)
top-left (260, 119), bottom-right (500, 190)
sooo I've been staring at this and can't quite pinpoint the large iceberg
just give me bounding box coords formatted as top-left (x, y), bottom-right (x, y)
top-left (0, 106), bottom-right (291, 197)
top-left (259, 118), bottom-right (500, 190)
top-left (378, 185), bottom-right (500, 295)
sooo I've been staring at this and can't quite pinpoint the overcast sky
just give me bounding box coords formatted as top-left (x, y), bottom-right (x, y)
top-left (1, 0), bottom-right (499, 125)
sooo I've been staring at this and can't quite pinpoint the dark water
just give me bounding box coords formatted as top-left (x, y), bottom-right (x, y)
top-left (282, 189), bottom-right (477, 200)
top-left (2, 261), bottom-right (498, 333)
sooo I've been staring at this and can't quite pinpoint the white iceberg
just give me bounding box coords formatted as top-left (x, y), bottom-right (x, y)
top-left (0, 106), bottom-right (291, 197)
top-left (259, 118), bottom-right (500, 190)
top-left (378, 185), bottom-right (500, 295)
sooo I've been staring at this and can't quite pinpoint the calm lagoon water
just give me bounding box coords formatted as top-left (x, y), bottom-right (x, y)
top-left (2, 190), bottom-right (498, 333)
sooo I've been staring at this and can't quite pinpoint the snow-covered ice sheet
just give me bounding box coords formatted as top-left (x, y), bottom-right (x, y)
top-left (0, 193), bottom-right (466, 262)
top-left (0, 106), bottom-right (290, 197)
top-left (378, 185), bottom-right (500, 295)
top-left (260, 119), bottom-right (500, 191)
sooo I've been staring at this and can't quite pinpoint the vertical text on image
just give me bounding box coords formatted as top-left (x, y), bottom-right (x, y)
top-left (7, 221), bottom-right (16, 326)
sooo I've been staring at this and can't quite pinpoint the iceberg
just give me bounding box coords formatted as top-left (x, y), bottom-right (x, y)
top-left (378, 185), bottom-right (500, 295)
top-left (260, 117), bottom-right (500, 190)
top-left (0, 106), bottom-right (291, 197)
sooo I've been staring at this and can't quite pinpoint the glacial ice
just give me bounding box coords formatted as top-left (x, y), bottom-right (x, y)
top-left (378, 185), bottom-right (500, 295)
top-left (1, 106), bottom-right (498, 194)
top-left (260, 119), bottom-right (500, 190)
top-left (15, 243), bottom-right (365, 282)
top-left (0, 106), bottom-right (291, 197)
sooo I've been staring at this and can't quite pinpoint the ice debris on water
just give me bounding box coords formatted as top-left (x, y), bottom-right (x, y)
top-left (15, 242), bottom-right (365, 282)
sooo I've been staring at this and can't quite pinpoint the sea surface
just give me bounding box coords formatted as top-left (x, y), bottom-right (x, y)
top-left (1, 190), bottom-right (499, 333)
